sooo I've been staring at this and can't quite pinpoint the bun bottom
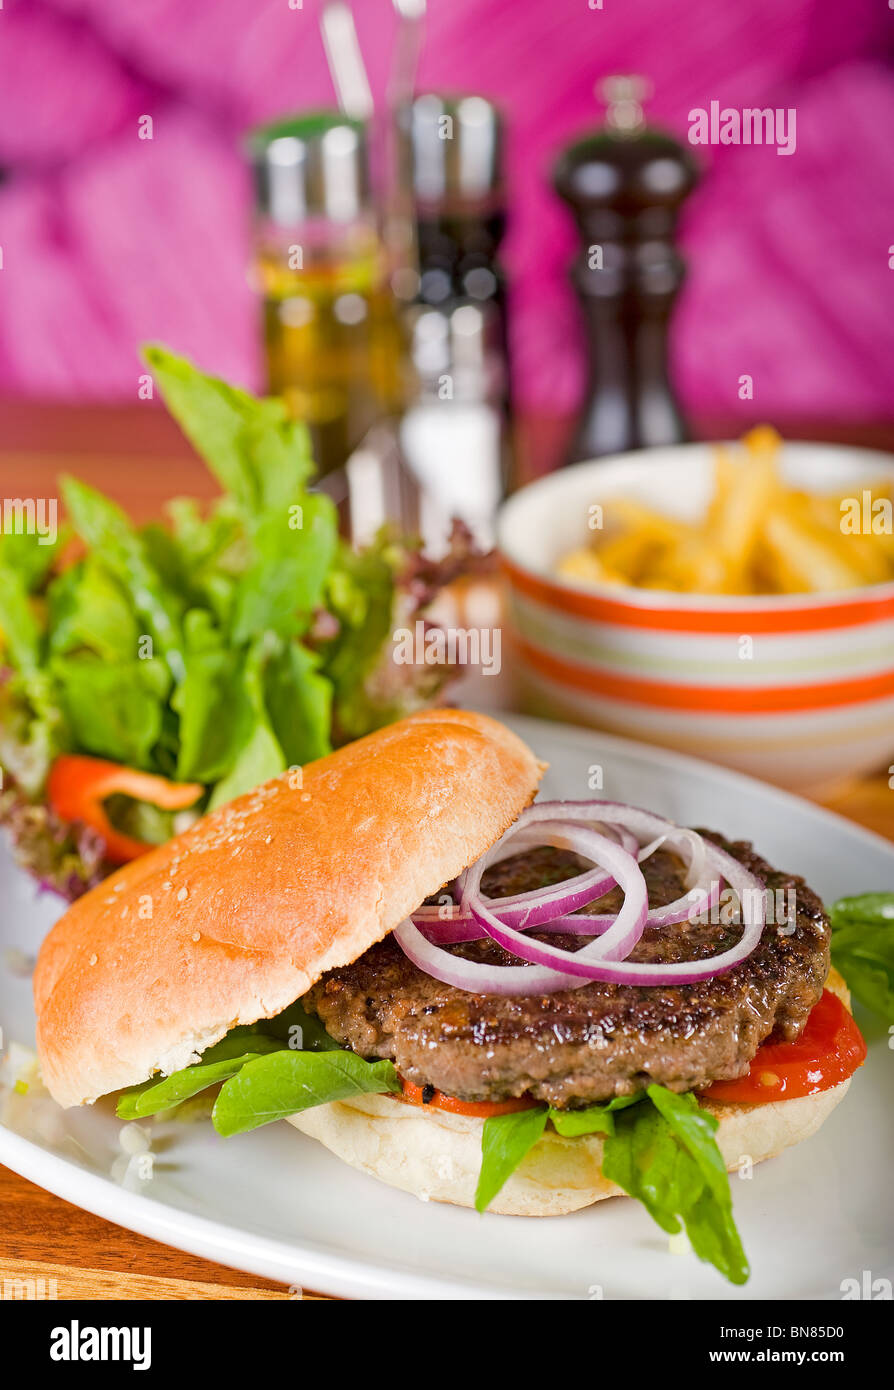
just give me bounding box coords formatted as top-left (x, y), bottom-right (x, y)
top-left (287, 1077), bottom-right (851, 1217)
top-left (290, 971), bottom-right (855, 1215)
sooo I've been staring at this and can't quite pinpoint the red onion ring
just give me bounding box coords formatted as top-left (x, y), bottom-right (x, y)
top-left (393, 800), bottom-right (768, 995)
top-left (394, 824), bottom-right (648, 994)
top-left (451, 815), bottom-right (638, 903)
top-left (413, 832), bottom-right (677, 944)
top-left (536, 839), bottom-right (766, 985)
top-left (519, 802), bottom-right (719, 927)
top-left (464, 802), bottom-right (718, 931)
top-left (463, 826), bottom-right (649, 977)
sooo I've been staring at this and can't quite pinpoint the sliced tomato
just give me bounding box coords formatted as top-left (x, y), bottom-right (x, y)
top-left (398, 1077), bottom-right (539, 1119)
top-left (699, 990), bottom-right (866, 1104)
top-left (48, 755), bottom-right (203, 864)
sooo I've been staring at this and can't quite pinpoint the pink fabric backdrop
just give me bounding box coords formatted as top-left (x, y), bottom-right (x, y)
top-left (1, 0), bottom-right (892, 419)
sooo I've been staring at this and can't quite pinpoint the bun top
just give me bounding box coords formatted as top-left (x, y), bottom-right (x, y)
top-left (34, 710), bottom-right (542, 1107)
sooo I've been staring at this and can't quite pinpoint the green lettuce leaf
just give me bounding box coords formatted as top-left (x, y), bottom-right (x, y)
top-left (0, 563), bottom-right (43, 676)
top-left (170, 610), bottom-right (253, 782)
top-left (51, 654), bottom-right (170, 768)
top-left (60, 474), bottom-right (185, 682)
top-left (114, 1004), bottom-right (347, 1122)
top-left (212, 1051), bottom-right (401, 1136)
top-left (0, 559), bottom-right (62, 775)
top-left (0, 525), bottom-right (65, 593)
top-left (207, 720), bottom-right (284, 810)
top-left (263, 639), bottom-right (331, 769)
top-left (829, 892), bottom-right (894, 1021)
top-left (547, 1094), bottom-right (643, 1138)
top-left (243, 413), bottom-right (316, 514)
top-left (474, 1096), bottom-right (643, 1211)
top-left (474, 1106), bottom-right (549, 1213)
top-left (143, 345), bottom-right (275, 510)
top-left (0, 680), bottom-right (59, 797)
top-left (230, 493), bottom-right (337, 645)
top-left (829, 892), bottom-right (894, 928)
top-left (151, 498), bottom-right (244, 626)
top-left (256, 999), bottom-right (346, 1054)
top-left (47, 559), bottom-right (139, 663)
top-left (205, 636), bottom-right (287, 809)
top-left (143, 344), bottom-right (315, 513)
top-left (472, 1087), bottom-right (747, 1284)
top-left (316, 524), bottom-right (482, 744)
top-left (603, 1085), bottom-right (749, 1285)
top-left (117, 1035), bottom-right (288, 1120)
top-left (320, 536), bottom-right (411, 743)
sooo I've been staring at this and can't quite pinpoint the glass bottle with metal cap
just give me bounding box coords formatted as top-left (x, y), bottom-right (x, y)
top-left (247, 111), bottom-right (406, 477)
top-left (397, 93), bottom-right (511, 551)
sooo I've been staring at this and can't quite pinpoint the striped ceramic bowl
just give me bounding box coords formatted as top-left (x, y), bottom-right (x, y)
top-left (497, 443), bottom-right (894, 792)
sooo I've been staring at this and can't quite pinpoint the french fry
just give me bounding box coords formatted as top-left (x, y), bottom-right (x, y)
top-left (761, 504), bottom-right (866, 593)
top-left (557, 429), bottom-right (894, 595)
top-left (594, 529), bottom-right (672, 584)
top-left (557, 547), bottom-right (627, 587)
top-left (605, 497), bottom-right (683, 545)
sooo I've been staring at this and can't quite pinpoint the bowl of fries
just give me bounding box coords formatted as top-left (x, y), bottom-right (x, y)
top-left (497, 429), bottom-right (894, 790)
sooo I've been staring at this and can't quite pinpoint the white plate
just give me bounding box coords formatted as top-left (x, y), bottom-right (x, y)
top-left (1, 714), bottom-right (892, 1301)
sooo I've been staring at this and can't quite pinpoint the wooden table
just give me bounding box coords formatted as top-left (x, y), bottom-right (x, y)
top-left (0, 401), bottom-right (892, 1300)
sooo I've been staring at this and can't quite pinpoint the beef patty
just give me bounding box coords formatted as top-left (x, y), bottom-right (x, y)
top-left (303, 833), bottom-right (830, 1107)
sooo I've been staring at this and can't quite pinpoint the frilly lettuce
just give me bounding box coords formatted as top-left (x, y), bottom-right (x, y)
top-left (0, 346), bottom-right (480, 896)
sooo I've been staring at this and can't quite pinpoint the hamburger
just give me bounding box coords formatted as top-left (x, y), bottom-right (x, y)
top-left (33, 709), bottom-right (865, 1285)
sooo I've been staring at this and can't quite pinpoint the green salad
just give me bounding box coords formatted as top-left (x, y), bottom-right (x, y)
top-left (0, 346), bottom-right (475, 897)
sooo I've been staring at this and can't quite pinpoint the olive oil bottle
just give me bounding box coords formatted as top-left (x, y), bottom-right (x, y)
top-left (248, 112), bottom-right (406, 477)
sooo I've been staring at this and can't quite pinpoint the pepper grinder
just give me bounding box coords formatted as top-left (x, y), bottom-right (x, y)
top-left (554, 76), bottom-right (699, 463)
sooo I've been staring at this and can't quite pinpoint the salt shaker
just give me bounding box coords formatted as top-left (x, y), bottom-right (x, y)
top-left (397, 94), bottom-right (511, 552)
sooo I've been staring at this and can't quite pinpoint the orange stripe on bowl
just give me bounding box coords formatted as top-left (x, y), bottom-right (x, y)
top-left (517, 638), bottom-right (894, 713)
top-left (500, 556), bottom-right (894, 635)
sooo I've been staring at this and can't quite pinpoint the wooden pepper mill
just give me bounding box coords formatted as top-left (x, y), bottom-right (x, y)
top-left (554, 76), bottom-right (699, 463)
